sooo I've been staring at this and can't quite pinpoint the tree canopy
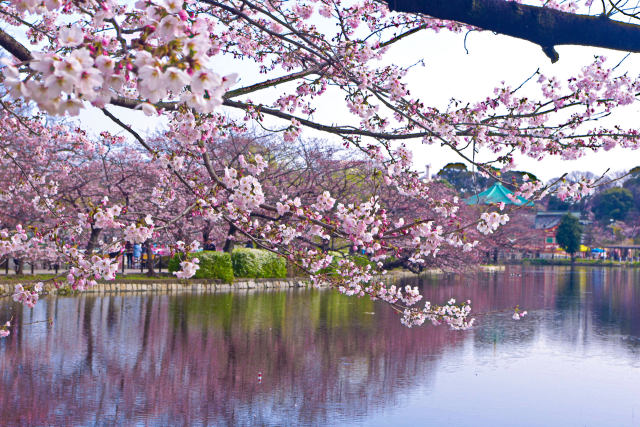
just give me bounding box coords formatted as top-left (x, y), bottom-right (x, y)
top-left (555, 214), bottom-right (583, 259)
top-left (592, 187), bottom-right (634, 222)
top-left (0, 0), bottom-right (639, 332)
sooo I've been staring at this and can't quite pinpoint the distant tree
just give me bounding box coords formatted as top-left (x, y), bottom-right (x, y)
top-left (442, 162), bottom-right (467, 171)
top-left (622, 168), bottom-right (640, 213)
top-left (556, 215), bottom-right (583, 261)
top-left (544, 194), bottom-right (590, 213)
top-left (546, 195), bottom-right (572, 211)
top-left (503, 170), bottom-right (539, 185)
top-left (436, 165), bottom-right (538, 199)
top-left (436, 163), bottom-right (490, 196)
top-left (592, 188), bottom-right (634, 222)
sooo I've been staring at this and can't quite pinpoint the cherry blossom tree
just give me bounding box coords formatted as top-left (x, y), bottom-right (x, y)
top-left (1, 0), bottom-right (639, 334)
top-left (186, 132), bottom-right (373, 251)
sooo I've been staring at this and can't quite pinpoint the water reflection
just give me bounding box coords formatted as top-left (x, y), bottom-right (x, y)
top-left (1, 267), bottom-right (639, 426)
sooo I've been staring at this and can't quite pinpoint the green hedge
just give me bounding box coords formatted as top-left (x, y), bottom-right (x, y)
top-left (168, 249), bottom-right (287, 281)
top-left (319, 252), bottom-right (376, 276)
top-left (231, 248), bottom-right (287, 278)
top-left (168, 251), bottom-right (234, 282)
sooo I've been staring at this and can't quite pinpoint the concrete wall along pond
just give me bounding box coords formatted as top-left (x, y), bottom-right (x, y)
top-left (0, 278), bottom-right (313, 297)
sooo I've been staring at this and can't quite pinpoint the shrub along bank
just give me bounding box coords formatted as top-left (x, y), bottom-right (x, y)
top-left (168, 251), bottom-right (234, 282)
top-left (231, 248), bottom-right (287, 279)
top-left (169, 248), bottom-right (287, 281)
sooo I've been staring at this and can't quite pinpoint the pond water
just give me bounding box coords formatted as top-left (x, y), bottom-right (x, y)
top-left (1, 266), bottom-right (639, 426)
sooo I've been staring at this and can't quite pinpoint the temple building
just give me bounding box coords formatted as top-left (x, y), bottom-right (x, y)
top-left (464, 182), bottom-right (533, 206)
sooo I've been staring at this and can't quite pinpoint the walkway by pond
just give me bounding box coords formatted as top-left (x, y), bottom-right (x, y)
top-left (1, 266), bottom-right (639, 426)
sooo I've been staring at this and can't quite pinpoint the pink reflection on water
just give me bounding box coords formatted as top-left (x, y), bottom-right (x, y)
top-left (0, 266), bottom-right (639, 426)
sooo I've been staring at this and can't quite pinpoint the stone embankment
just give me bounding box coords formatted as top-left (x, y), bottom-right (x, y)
top-left (0, 278), bottom-right (311, 297)
top-left (0, 266), bottom-right (504, 297)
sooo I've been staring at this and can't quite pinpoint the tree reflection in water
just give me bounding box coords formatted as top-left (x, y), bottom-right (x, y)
top-left (0, 266), bottom-right (639, 426)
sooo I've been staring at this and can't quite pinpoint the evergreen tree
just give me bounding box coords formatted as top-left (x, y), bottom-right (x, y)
top-left (592, 187), bottom-right (634, 222)
top-left (556, 215), bottom-right (583, 261)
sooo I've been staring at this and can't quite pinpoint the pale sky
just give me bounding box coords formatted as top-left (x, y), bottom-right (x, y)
top-left (396, 30), bottom-right (640, 181)
top-left (73, 13), bottom-right (640, 183)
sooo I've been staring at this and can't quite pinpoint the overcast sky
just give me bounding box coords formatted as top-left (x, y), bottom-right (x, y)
top-left (395, 29), bottom-right (640, 181)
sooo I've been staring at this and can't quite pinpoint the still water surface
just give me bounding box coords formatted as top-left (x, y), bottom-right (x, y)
top-left (1, 266), bottom-right (639, 426)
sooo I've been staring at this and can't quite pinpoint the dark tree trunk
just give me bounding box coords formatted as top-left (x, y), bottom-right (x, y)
top-left (86, 227), bottom-right (102, 254)
top-left (145, 240), bottom-right (156, 276)
top-left (15, 258), bottom-right (24, 275)
top-left (203, 220), bottom-right (212, 243)
top-left (223, 225), bottom-right (236, 253)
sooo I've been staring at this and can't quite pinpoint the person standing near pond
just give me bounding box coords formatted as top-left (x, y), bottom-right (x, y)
top-left (125, 242), bottom-right (133, 269)
top-left (133, 243), bottom-right (142, 267)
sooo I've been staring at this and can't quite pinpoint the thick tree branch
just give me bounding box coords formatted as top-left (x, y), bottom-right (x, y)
top-left (387, 0), bottom-right (640, 62)
top-left (0, 28), bottom-right (32, 61)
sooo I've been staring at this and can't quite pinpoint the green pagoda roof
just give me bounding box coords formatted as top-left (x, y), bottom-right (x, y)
top-left (464, 182), bottom-right (533, 206)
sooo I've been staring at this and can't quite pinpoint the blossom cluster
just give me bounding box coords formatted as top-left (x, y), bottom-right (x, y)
top-left (173, 258), bottom-right (200, 279)
top-left (477, 212), bottom-right (510, 235)
top-left (375, 284), bottom-right (423, 306)
top-left (65, 253), bottom-right (119, 291)
top-left (401, 299), bottom-right (474, 329)
top-left (3, 0), bottom-right (238, 116)
top-left (409, 221), bottom-right (445, 260)
top-left (313, 191), bottom-right (336, 212)
top-left (238, 154), bottom-right (268, 175)
top-left (556, 180), bottom-right (593, 201)
top-left (12, 283), bottom-right (43, 308)
top-left (123, 216), bottom-right (155, 244)
top-left (335, 198), bottom-right (384, 249)
top-left (0, 321), bottom-right (10, 338)
top-left (93, 205), bottom-right (123, 229)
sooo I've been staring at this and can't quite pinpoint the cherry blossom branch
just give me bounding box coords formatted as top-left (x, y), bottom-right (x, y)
top-left (101, 107), bottom-right (199, 197)
top-left (0, 28), bottom-right (31, 61)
